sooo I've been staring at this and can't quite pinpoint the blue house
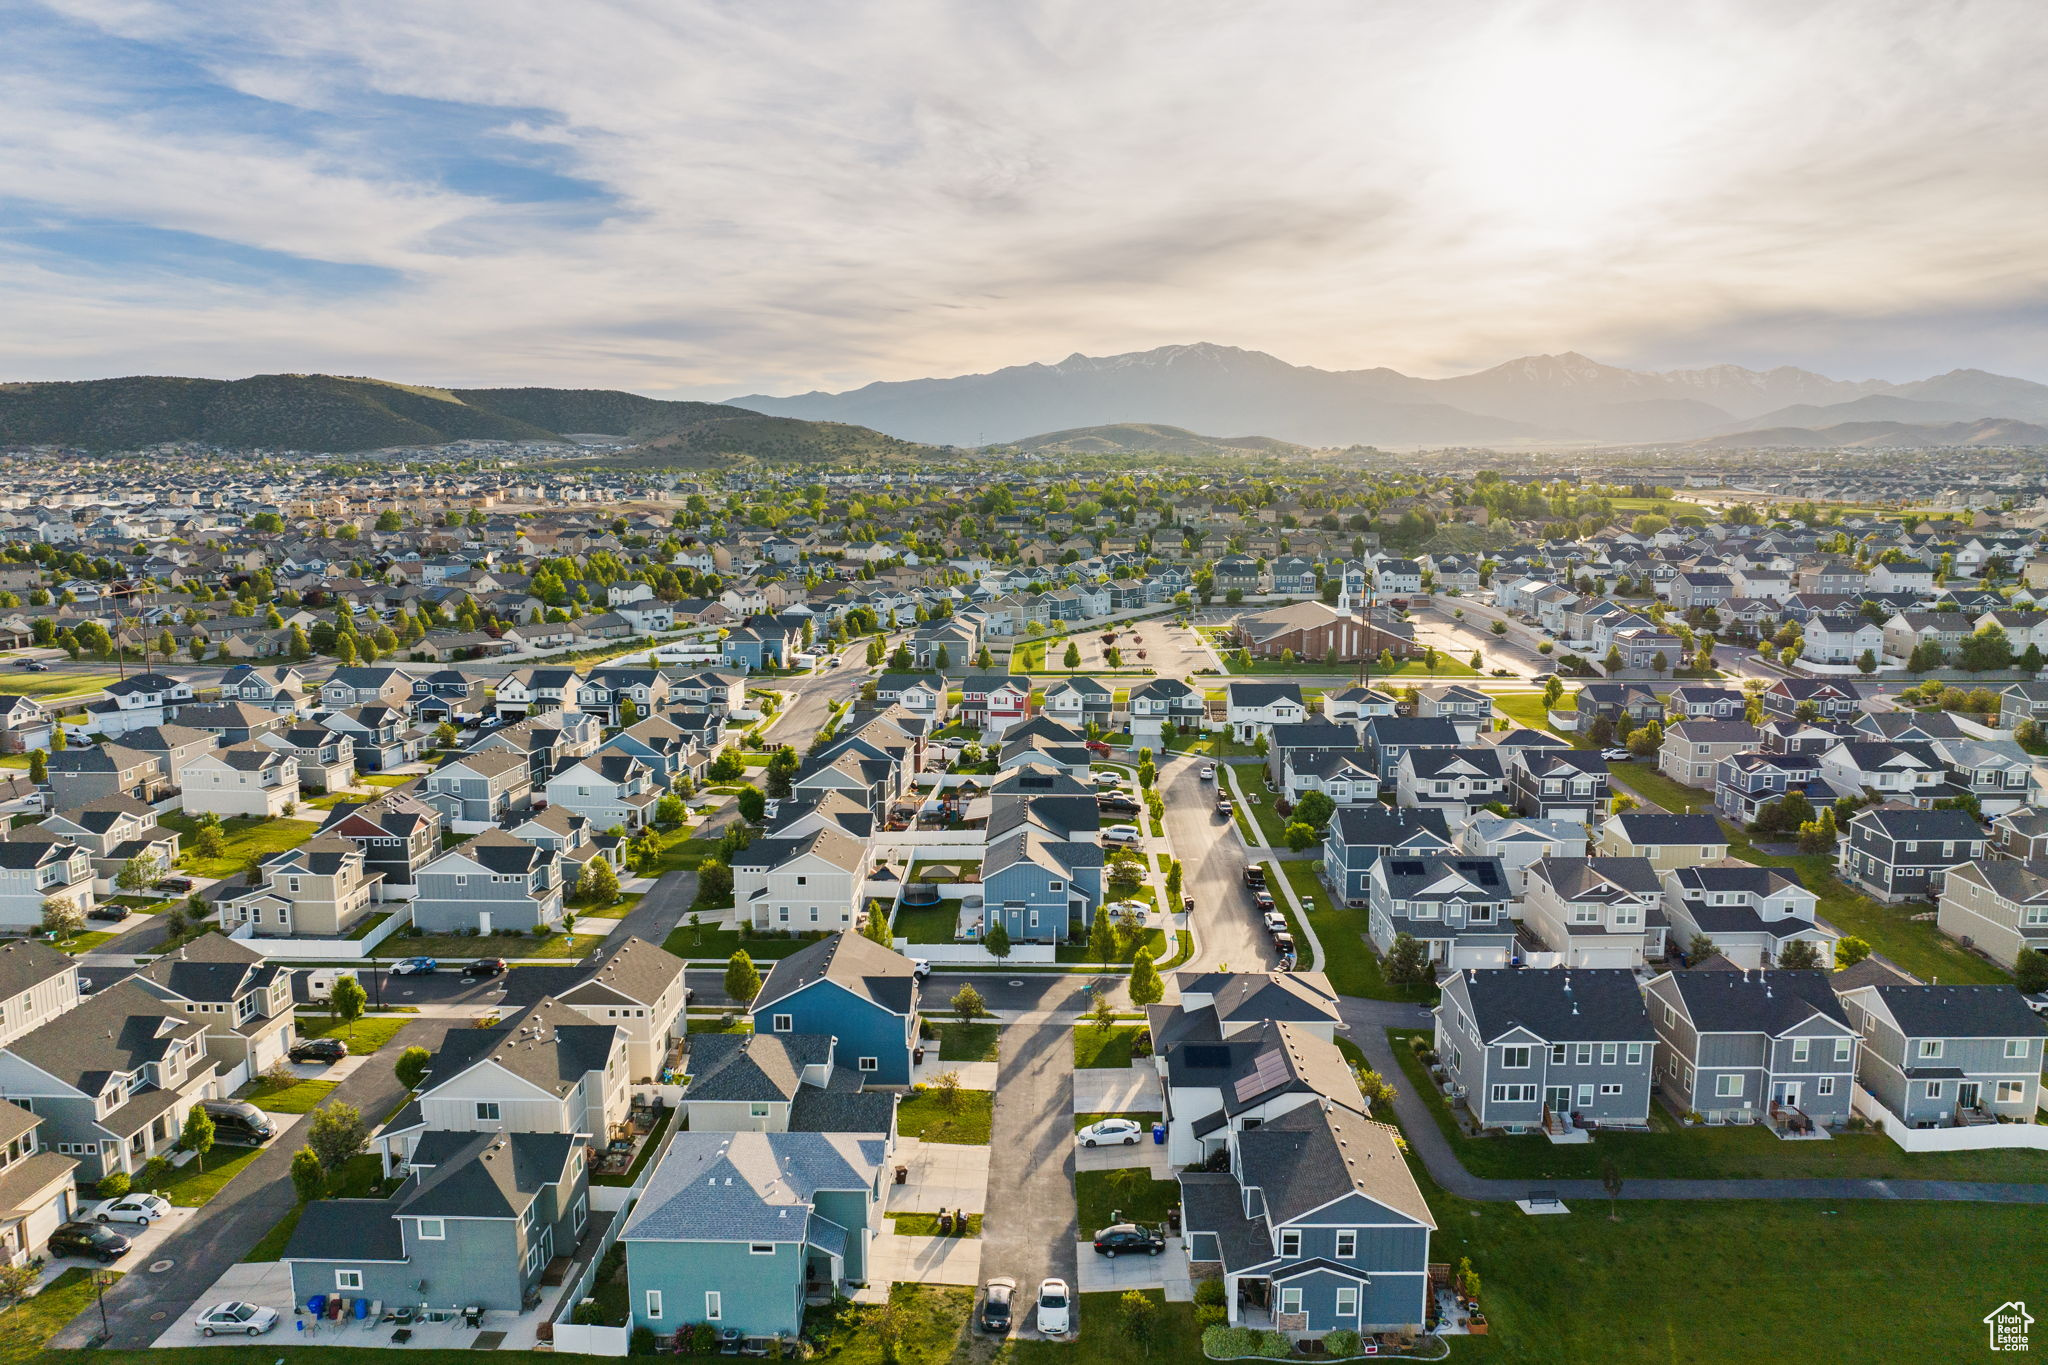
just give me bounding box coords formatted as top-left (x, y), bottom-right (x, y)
top-left (1321, 806), bottom-right (1452, 906)
top-left (979, 793), bottom-right (1105, 943)
top-left (751, 934), bottom-right (921, 1085)
top-left (1181, 1104), bottom-right (1433, 1338)
top-left (622, 1131), bottom-right (887, 1341)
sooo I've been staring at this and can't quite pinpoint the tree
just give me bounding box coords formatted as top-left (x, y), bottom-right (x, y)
top-left (0, 1261), bottom-right (41, 1317)
top-left (694, 857), bottom-right (732, 908)
top-left (1088, 908), bottom-right (1119, 968)
top-left (724, 950), bottom-right (762, 1005)
top-left (290, 1146), bottom-right (326, 1202)
top-left (929, 1068), bottom-right (962, 1113)
top-left (307, 1101), bottom-right (368, 1172)
top-left (375, 509), bottom-right (403, 532)
top-left (1164, 859), bottom-right (1184, 909)
top-left (1294, 790), bottom-right (1336, 830)
top-left (1119, 1289), bottom-right (1159, 1359)
top-left (25, 749), bottom-right (43, 784)
top-left (862, 901), bottom-right (893, 947)
top-left (1282, 822), bottom-right (1319, 851)
top-left (1384, 932), bottom-right (1431, 986)
top-left (181, 1104), bottom-right (216, 1172)
top-left (1834, 935), bottom-right (1873, 969)
top-left (707, 748), bottom-right (745, 782)
top-left (1857, 648), bottom-right (1877, 675)
top-left (1626, 720), bottom-right (1663, 757)
top-left (1686, 933), bottom-right (1719, 964)
top-left (115, 854), bottom-right (160, 894)
top-left (330, 973), bottom-right (367, 1039)
top-left (1128, 948), bottom-right (1164, 1007)
top-left (40, 897), bottom-right (83, 940)
top-left (983, 920), bottom-right (1012, 960)
top-left (1776, 940), bottom-right (1824, 970)
top-left (1601, 1159), bottom-right (1623, 1221)
top-left (1136, 754), bottom-right (1156, 790)
top-left (655, 793), bottom-right (686, 828)
top-left (195, 823), bottom-right (227, 862)
top-left (576, 857), bottom-right (620, 906)
top-left (736, 785), bottom-right (766, 822)
top-left (1543, 676), bottom-right (1565, 710)
top-left (1063, 640), bottom-right (1082, 669)
top-left (950, 983), bottom-right (985, 1023)
top-left (395, 1045), bottom-right (431, 1091)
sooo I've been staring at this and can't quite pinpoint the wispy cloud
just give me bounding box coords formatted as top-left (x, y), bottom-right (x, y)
top-left (4, 0), bottom-right (2048, 394)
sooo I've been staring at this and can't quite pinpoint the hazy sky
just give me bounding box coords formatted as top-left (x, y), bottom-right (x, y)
top-left (5, 0), bottom-right (2048, 398)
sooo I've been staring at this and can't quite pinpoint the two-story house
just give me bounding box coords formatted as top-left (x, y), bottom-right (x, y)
top-left (424, 748), bottom-right (533, 830)
top-left (1433, 968), bottom-right (1656, 1133)
top-left (1225, 682), bottom-right (1307, 744)
top-left (729, 826), bottom-right (868, 935)
top-left (1938, 860), bottom-right (2048, 974)
top-left (1366, 855), bottom-right (1515, 970)
top-left (45, 743), bottom-right (167, 809)
top-left (1658, 720), bottom-right (1762, 788)
top-left (544, 753), bottom-right (660, 831)
top-left (0, 1099), bottom-right (80, 1266)
top-left (0, 940), bottom-right (81, 1048)
top-left (258, 725), bottom-right (357, 794)
top-left (1715, 751), bottom-right (1836, 825)
top-left (0, 839), bottom-right (95, 933)
top-left (1843, 805), bottom-right (1988, 903)
top-left (1837, 983), bottom-right (2048, 1127)
top-left (133, 934), bottom-right (296, 1087)
top-left (1661, 861), bottom-right (1833, 969)
top-left (1519, 857), bottom-right (1667, 969)
top-left (679, 1031), bottom-right (895, 1136)
top-left (33, 796), bottom-right (179, 894)
top-left (318, 789), bottom-right (443, 901)
top-left (410, 830), bottom-right (565, 935)
top-left (1644, 969), bottom-right (1860, 1129)
top-left (750, 933), bottom-right (921, 1086)
top-left (1817, 741), bottom-right (1947, 809)
top-left (1323, 806), bottom-right (1453, 906)
top-left (219, 837), bottom-right (383, 939)
top-left (1393, 748), bottom-right (1506, 823)
top-left (1508, 748), bottom-right (1611, 822)
top-left (178, 742), bottom-right (300, 819)
top-left (1126, 677), bottom-right (1206, 744)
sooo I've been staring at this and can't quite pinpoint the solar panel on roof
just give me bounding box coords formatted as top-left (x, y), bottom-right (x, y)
top-left (1231, 1047), bottom-right (1291, 1102)
top-left (1184, 1045), bottom-right (1232, 1069)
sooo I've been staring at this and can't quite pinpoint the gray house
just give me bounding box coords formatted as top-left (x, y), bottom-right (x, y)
top-left (1643, 969), bottom-right (1859, 1129)
top-left (1433, 968), bottom-right (1656, 1133)
top-left (1180, 1104), bottom-right (1433, 1339)
top-left (623, 1130), bottom-right (888, 1341)
top-left (1837, 983), bottom-right (2048, 1127)
top-left (410, 829), bottom-right (565, 934)
top-left (283, 1130), bottom-right (588, 1314)
top-left (423, 748), bottom-right (533, 829)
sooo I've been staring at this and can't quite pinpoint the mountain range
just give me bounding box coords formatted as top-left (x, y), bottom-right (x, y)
top-left (728, 343), bottom-right (2048, 448)
top-left (0, 375), bottom-right (927, 458)
top-left (1003, 422), bottom-right (1307, 456)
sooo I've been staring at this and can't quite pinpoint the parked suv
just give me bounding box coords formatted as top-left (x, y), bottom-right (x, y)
top-left (200, 1098), bottom-right (277, 1143)
top-left (1242, 865), bottom-right (1267, 888)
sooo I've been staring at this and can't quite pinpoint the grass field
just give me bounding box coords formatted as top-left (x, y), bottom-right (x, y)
top-left (1275, 857), bottom-right (1433, 1002)
top-left (659, 925), bottom-right (829, 961)
top-left (160, 812), bottom-right (321, 879)
top-left (154, 1143), bottom-right (266, 1207)
top-left (238, 1075), bottom-right (338, 1114)
top-left (371, 931), bottom-right (601, 961)
top-left (893, 903), bottom-right (961, 943)
top-left (887, 1211), bottom-right (984, 1237)
top-left (896, 1088), bottom-right (994, 1144)
top-left (1072, 1168), bottom-right (1178, 1238)
top-left (1073, 1023), bottom-right (1147, 1069)
top-left (298, 1011), bottom-right (411, 1055)
top-left (1054, 925), bottom-right (1167, 964)
top-left (1, 1268), bottom-right (114, 1363)
top-left (0, 670), bottom-right (120, 701)
top-left (572, 891), bottom-right (643, 921)
top-left (933, 1022), bottom-right (1001, 1062)
top-left (1606, 760), bottom-right (1712, 813)
top-left (803, 1285), bottom-right (975, 1365)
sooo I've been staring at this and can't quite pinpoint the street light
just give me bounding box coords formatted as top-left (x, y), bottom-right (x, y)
top-left (94, 1270), bottom-right (115, 1340)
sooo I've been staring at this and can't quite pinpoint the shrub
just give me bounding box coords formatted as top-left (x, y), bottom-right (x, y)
top-left (96, 1170), bottom-right (131, 1200)
top-left (1258, 1330), bottom-right (1295, 1358)
top-left (629, 1326), bottom-right (656, 1356)
top-left (1195, 1304), bottom-right (1226, 1329)
top-left (1202, 1325), bottom-right (1259, 1358)
top-left (1194, 1278), bottom-right (1226, 1307)
top-left (1324, 1329), bottom-right (1363, 1358)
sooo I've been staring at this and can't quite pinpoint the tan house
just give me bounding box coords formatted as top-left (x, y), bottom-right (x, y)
top-left (1595, 811), bottom-right (1730, 872)
top-left (179, 743), bottom-right (301, 819)
top-left (218, 838), bottom-right (382, 938)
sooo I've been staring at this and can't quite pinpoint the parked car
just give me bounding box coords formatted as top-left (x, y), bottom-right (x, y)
top-left (2025, 992), bottom-right (2048, 1018)
top-left (911, 959), bottom-right (932, 980)
top-left (392, 956), bottom-right (437, 975)
top-left (462, 958), bottom-right (507, 978)
top-left (1037, 1278), bottom-right (1071, 1336)
top-left (1092, 772), bottom-right (1123, 789)
top-left (762, 799), bottom-right (781, 821)
top-left (195, 1302), bottom-right (279, 1337)
top-left (979, 1277), bottom-right (1016, 1334)
top-left (1096, 795), bottom-right (1141, 816)
top-left (289, 1037), bottom-right (348, 1064)
top-left (1102, 825), bottom-right (1140, 845)
top-left (1092, 1223), bottom-right (1165, 1257)
top-left (159, 877), bottom-right (195, 893)
top-left (12, 660), bottom-right (48, 672)
top-left (48, 1222), bottom-right (130, 1263)
top-left (1077, 1117), bottom-right (1143, 1147)
top-left (1198, 765), bottom-right (1215, 780)
top-left (1214, 796), bottom-right (1234, 818)
top-left (87, 904), bottom-right (132, 923)
top-left (200, 1098), bottom-right (276, 1142)
top-left (89, 1193), bottom-right (170, 1225)
top-left (1273, 930), bottom-right (1297, 959)
top-left (1263, 911), bottom-right (1287, 935)
top-left (1600, 748), bottom-right (1633, 762)
top-left (1243, 864), bottom-right (1266, 888)
top-left (1252, 891), bottom-right (1276, 913)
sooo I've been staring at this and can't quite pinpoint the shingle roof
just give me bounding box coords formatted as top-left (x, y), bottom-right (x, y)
top-left (1454, 967), bottom-right (1655, 1043)
top-left (1662, 969), bottom-right (1850, 1035)
top-left (621, 1131), bottom-right (886, 1243)
top-left (754, 931), bottom-right (919, 1016)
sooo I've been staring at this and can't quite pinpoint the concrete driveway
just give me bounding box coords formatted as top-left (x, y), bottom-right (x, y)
top-left (1074, 1237), bottom-right (1192, 1298)
top-left (150, 1262), bottom-right (292, 1346)
top-left (884, 1138), bottom-right (989, 1215)
top-left (859, 1229), bottom-right (982, 1300)
top-left (1072, 1064), bottom-right (1161, 1113)
top-left (1074, 1140), bottom-right (1175, 1176)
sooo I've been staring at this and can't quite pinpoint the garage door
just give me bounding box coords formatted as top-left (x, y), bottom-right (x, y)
top-left (1573, 948), bottom-right (1636, 968)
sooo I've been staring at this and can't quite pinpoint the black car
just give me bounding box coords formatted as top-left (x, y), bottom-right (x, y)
top-left (463, 958), bottom-right (507, 978)
top-left (200, 1098), bottom-right (277, 1142)
top-left (49, 1222), bottom-right (131, 1263)
top-left (288, 1038), bottom-right (348, 1064)
top-left (87, 904), bottom-right (132, 923)
top-left (1092, 1224), bottom-right (1165, 1258)
top-left (1096, 796), bottom-right (1141, 816)
top-left (979, 1277), bottom-right (1016, 1334)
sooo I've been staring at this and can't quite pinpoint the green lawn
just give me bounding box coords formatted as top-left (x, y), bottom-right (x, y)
top-left (1008, 1290), bottom-right (1201, 1365)
top-left (896, 1087), bottom-right (994, 1144)
top-left (638, 828), bottom-right (719, 876)
top-left (371, 931), bottom-right (601, 960)
top-left (659, 925), bottom-right (831, 961)
top-left (51, 929), bottom-right (119, 955)
top-left (1218, 654), bottom-right (1480, 678)
top-left (0, 1268), bottom-right (115, 1363)
top-left (238, 1076), bottom-right (338, 1114)
top-left (571, 891), bottom-right (643, 921)
top-left (887, 1211), bottom-right (984, 1237)
top-left (1493, 691), bottom-right (1566, 735)
top-left (1723, 828), bottom-right (2009, 985)
top-left (159, 812), bottom-right (321, 879)
top-left (893, 903), bottom-right (961, 944)
top-left (686, 1015), bottom-right (753, 1034)
top-left (1073, 1024), bottom-right (1148, 1069)
top-left (153, 1143), bottom-right (266, 1207)
top-left (1073, 1168), bottom-right (1179, 1238)
top-left (803, 1285), bottom-right (975, 1365)
top-left (1276, 857), bottom-right (1432, 1001)
top-left (932, 1022), bottom-right (1000, 1062)
top-left (1054, 926), bottom-right (1167, 964)
top-left (592, 1106), bottom-right (673, 1188)
top-left (1388, 1029), bottom-right (2048, 1181)
top-left (358, 772), bottom-right (416, 788)
top-left (1607, 760), bottom-right (1711, 813)
top-left (0, 670), bottom-right (121, 701)
top-left (298, 1012), bottom-right (411, 1055)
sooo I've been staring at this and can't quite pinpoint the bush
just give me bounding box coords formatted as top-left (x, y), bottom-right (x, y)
top-left (1194, 1278), bottom-right (1226, 1307)
top-left (630, 1326), bottom-right (657, 1356)
top-left (1195, 1304), bottom-right (1226, 1329)
top-left (1257, 1330), bottom-right (1294, 1358)
top-left (97, 1170), bottom-right (131, 1199)
top-left (1324, 1329), bottom-right (1363, 1358)
top-left (1202, 1325), bottom-right (1259, 1358)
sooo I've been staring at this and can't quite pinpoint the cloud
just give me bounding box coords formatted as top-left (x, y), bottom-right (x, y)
top-left (4, 0), bottom-right (2048, 395)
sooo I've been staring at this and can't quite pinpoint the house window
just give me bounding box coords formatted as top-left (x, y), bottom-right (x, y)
top-left (773, 1015), bottom-right (793, 1033)
top-left (1917, 1040), bottom-right (1943, 1060)
top-left (1792, 1039), bottom-right (1810, 1063)
top-left (750, 1244), bottom-right (775, 1255)
top-left (859, 1057), bottom-right (878, 1073)
top-left (1998, 1080), bottom-right (2027, 1104)
top-left (1600, 1084), bottom-right (1623, 1096)
top-left (705, 1292), bottom-right (722, 1321)
top-left (1923, 1081), bottom-right (1943, 1100)
top-left (1715, 1075), bottom-right (1743, 1098)
top-left (1279, 1229), bottom-right (1301, 1257)
top-left (336, 1270), bottom-right (363, 1290)
top-left (418, 1219), bottom-right (445, 1241)
top-left (1575, 1044), bottom-right (1592, 1065)
top-left (645, 1291), bottom-right (663, 1320)
top-left (1817, 1077), bottom-right (1836, 1097)
top-left (1550, 1044), bottom-right (1566, 1065)
top-left (476, 1103), bottom-right (501, 1122)
top-left (1335, 1230), bottom-right (1356, 1258)
top-left (1625, 1044), bottom-right (1643, 1067)
top-left (2006, 1039), bottom-right (2030, 1059)
top-left (750, 1103), bottom-right (771, 1119)
top-left (1600, 1044), bottom-right (1617, 1066)
top-left (1663, 1006), bottom-right (1676, 1028)
top-left (1835, 1038), bottom-right (1852, 1062)
top-left (1500, 1046), bottom-right (1531, 1069)
top-left (1335, 1286), bottom-right (1359, 1316)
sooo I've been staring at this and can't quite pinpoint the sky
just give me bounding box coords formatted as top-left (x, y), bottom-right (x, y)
top-left (5, 0), bottom-right (2048, 399)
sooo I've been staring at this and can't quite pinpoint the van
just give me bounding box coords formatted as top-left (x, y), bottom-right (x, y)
top-left (200, 1098), bottom-right (277, 1142)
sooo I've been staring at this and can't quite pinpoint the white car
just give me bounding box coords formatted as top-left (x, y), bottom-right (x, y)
top-left (1037, 1278), bottom-right (1071, 1336)
top-left (1601, 748), bottom-right (1634, 762)
top-left (1102, 825), bottom-right (1140, 845)
top-left (90, 1193), bottom-right (170, 1225)
top-left (1092, 771), bottom-right (1124, 789)
top-left (1198, 765), bottom-right (1215, 780)
top-left (195, 1302), bottom-right (280, 1337)
top-left (911, 959), bottom-right (932, 981)
top-left (1077, 1117), bottom-right (1144, 1147)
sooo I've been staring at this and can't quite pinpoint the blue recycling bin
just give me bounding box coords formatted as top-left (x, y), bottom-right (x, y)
top-left (1151, 1122), bottom-right (1166, 1144)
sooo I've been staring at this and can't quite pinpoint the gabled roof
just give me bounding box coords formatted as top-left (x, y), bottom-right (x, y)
top-left (1450, 967), bottom-right (1655, 1043)
top-left (754, 931), bottom-right (918, 1017)
top-left (622, 1130), bottom-right (886, 1243)
top-left (1237, 1103), bottom-right (1432, 1230)
top-left (1659, 969), bottom-right (1850, 1036)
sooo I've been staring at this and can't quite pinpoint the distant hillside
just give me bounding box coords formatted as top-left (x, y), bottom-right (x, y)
top-left (1002, 422), bottom-right (1307, 456)
top-left (1695, 417), bottom-right (2048, 449)
top-left (0, 374), bottom-right (930, 458)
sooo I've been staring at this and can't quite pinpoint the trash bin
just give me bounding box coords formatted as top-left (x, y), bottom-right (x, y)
top-left (1151, 1122), bottom-right (1166, 1145)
